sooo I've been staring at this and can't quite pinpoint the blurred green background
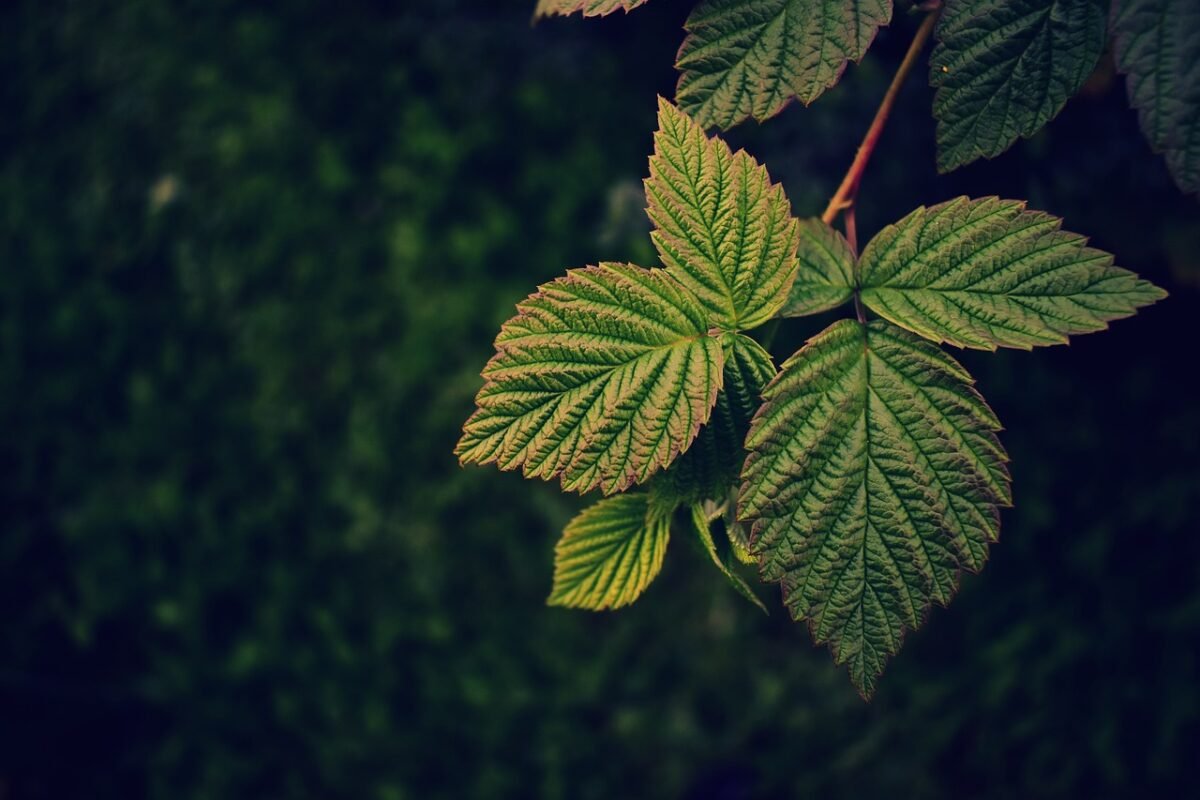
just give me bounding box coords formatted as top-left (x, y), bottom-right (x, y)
top-left (2, 1), bottom-right (1198, 797)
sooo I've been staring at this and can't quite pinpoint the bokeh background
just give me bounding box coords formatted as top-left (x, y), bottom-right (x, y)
top-left (2, 1), bottom-right (1199, 797)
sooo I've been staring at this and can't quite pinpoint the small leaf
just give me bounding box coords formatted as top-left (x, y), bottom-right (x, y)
top-left (689, 504), bottom-right (769, 613)
top-left (675, 0), bottom-right (893, 130)
top-left (646, 99), bottom-right (800, 330)
top-left (456, 263), bottom-right (725, 495)
top-left (858, 196), bottom-right (1166, 350)
top-left (740, 319), bottom-right (1010, 697)
top-left (1110, 0), bottom-right (1200, 194)
top-left (931, 0), bottom-right (1108, 172)
top-left (725, 516), bottom-right (757, 566)
top-left (549, 493), bottom-right (671, 610)
top-left (652, 333), bottom-right (776, 504)
top-left (779, 218), bottom-right (857, 317)
top-left (533, 0), bottom-right (651, 18)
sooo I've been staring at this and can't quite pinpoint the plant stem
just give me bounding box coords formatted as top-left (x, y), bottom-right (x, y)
top-left (843, 205), bottom-right (859, 255)
top-left (821, 7), bottom-right (941, 225)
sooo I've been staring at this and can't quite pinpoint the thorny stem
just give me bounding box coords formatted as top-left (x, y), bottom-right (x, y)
top-left (821, 6), bottom-right (941, 226)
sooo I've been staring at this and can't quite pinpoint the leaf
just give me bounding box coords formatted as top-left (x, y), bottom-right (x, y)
top-left (456, 263), bottom-right (726, 495)
top-left (740, 319), bottom-right (1010, 697)
top-left (652, 333), bottom-right (776, 504)
top-left (779, 218), bottom-right (857, 317)
top-left (858, 196), bottom-right (1166, 350)
top-left (675, 0), bottom-right (893, 130)
top-left (646, 99), bottom-right (800, 330)
top-left (930, 0), bottom-right (1108, 172)
top-left (549, 493), bottom-right (671, 610)
top-left (689, 504), bottom-right (769, 613)
top-left (533, 0), bottom-right (651, 18)
top-left (1110, 0), bottom-right (1200, 194)
top-left (724, 515), bottom-right (757, 565)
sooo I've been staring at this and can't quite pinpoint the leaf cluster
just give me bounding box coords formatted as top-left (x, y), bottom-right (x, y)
top-left (458, 97), bottom-right (1164, 695)
top-left (537, 0), bottom-right (1200, 194)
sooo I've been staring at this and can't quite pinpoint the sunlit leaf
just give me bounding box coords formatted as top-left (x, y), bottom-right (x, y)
top-left (549, 493), bottom-right (671, 609)
top-left (533, 0), bottom-right (651, 18)
top-left (646, 99), bottom-right (800, 330)
top-left (456, 263), bottom-right (725, 495)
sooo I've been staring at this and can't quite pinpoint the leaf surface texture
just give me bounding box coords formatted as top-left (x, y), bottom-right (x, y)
top-left (654, 334), bottom-right (775, 504)
top-left (534, 0), bottom-right (651, 18)
top-left (931, 0), bottom-right (1107, 171)
top-left (780, 218), bottom-right (857, 317)
top-left (456, 263), bottom-right (725, 495)
top-left (647, 99), bottom-right (800, 330)
top-left (1110, 0), bottom-right (1200, 193)
top-left (740, 319), bottom-right (1010, 696)
top-left (549, 493), bottom-right (670, 609)
top-left (858, 197), bottom-right (1166, 350)
top-left (676, 0), bottom-right (893, 129)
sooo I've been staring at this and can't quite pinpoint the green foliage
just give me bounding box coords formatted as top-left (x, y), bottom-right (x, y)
top-left (455, 263), bottom-right (726, 495)
top-left (652, 333), bottom-right (776, 504)
top-left (740, 319), bottom-right (1010, 696)
top-left (676, 0), bottom-right (893, 129)
top-left (1110, 0), bottom-right (1200, 193)
top-left (461, 64), bottom-right (1165, 692)
top-left (780, 218), bottom-right (856, 317)
top-left (858, 196), bottom-right (1166, 349)
top-left (549, 493), bottom-right (672, 609)
top-left (687, 503), bottom-right (769, 613)
top-left (647, 98), bottom-right (800, 329)
top-left (930, 0), bottom-right (1108, 172)
top-left (534, 0), bottom-right (651, 16)
top-left (531, 0), bottom-right (1200, 195)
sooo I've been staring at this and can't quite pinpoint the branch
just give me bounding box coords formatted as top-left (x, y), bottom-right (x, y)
top-left (821, 7), bottom-right (941, 225)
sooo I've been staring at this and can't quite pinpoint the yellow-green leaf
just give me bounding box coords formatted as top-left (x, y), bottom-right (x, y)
top-left (740, 319), bottom-right (1010, 697)
top-left (456, 263), bottom-right (725, 495)
top-left (646, 99), bottom-right (800, 330)
top-left (858, 197), bottom-right (1166, 350)
top-left (549, 493), bottom-right (670, 610)
top-left (533, 0), bottom-right (651, 18)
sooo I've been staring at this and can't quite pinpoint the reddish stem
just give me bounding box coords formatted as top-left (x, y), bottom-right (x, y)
top-left (821, 8), bottom-right (941, 225)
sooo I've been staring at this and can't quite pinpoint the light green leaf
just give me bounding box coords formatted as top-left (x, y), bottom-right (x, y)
top-left (858, 196), bottom-right (1166, 350)
top-left (533, 0), bottom-right (651, 18)
top-left (549, 493), bottom-right (670, 610)
top-left (779, 218), bottom-right (857, 317)
top-left (1111, 0), bottom-right (1200, 194)
top-left (675, 0), bottom-right (893, 130)
top-left (652, 333), bottom-right (775, 505)
top-left (690, 504), bottom-right (769, 613)
top-left (456, 263), bottom-right (726, 495)
top-left (740, 319), bottom-right (1010, 697)
top-left (646, 99), bottom-right (800, 330)
top-left (931, 0), bottom-right (1108, 172)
